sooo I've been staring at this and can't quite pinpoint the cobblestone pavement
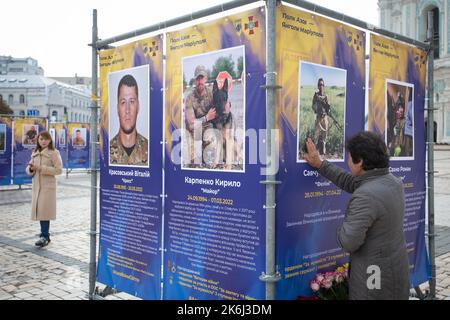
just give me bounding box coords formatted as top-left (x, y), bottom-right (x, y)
top-left (1, 147), bottom-right (450, 300)
top-left (0, 172), bottom-right (135, 300)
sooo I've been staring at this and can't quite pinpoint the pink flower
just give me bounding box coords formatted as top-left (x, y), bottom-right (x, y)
top-left (315, 274), bottom-right (325, 283)
top-left (335, 274), bottom-right (344, 283)
top-left (322, 278), bottom-right (333, 289)
top-left (310, 280), bottom-right (320, 292)
top-left (324, 272), bottom-right (335, 282)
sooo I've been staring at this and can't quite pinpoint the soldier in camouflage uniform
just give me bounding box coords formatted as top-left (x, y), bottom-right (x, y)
top-left (110, 132), bottom-right (148, 165)
top-left (312, 78), bottom-right (331, 155)
top-left (184, 65), bottom-right (218, 167)
top-left (73, 129), bottom-right (86, 146)
top-left (110, 74), bottom-right (148, 166)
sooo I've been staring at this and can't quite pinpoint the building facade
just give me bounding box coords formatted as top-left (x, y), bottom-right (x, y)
top-left (0, 56), bottom-right (44, 76)
top-left (380, 0), bottom-right (450, 143)
top-left (0, 57), bottom-right (91, 123)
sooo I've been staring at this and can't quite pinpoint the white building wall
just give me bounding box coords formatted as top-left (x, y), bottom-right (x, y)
top-left (380, 0), bottom-right (450, 143)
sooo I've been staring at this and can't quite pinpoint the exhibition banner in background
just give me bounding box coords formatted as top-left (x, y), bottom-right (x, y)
top-left (13, 118), bottom-right (46, 185)
top-left (369, 34), bottom-right (430, 287)
top-left (164, 7), bottom-right (267, 300)
top-left (67, 122), bottom-right (90, 169)
top-left (0, 117), bottom-right (13, 185)
top-left (275, 5), bottom-right (366, 299)
top-left (49, 122), bottom-right (68, 168)
top-left (97, 36), bottom-right (163, 299)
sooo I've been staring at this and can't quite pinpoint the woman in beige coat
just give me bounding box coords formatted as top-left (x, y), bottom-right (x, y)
top-left (26, 131), bottom-right (62, 247)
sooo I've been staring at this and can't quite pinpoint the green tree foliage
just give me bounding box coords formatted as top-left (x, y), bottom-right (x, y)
top-left (210, 55), bottom-right (237, 81)
top-left (0, 99), bottom-right (13, 114)
top-left (237, 56), bottom-right (244, 78)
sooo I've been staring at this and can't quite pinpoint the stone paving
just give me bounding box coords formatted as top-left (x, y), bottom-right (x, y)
top-left (0, 172), bottom-right (136, 300)
top-left (1, 148), bottom-right (450, 300)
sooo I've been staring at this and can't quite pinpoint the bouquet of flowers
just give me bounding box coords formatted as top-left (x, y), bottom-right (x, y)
top-left (310, 263), bottom-right (349, 300)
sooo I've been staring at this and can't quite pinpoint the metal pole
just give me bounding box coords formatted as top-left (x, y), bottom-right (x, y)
top-left (283, 0), bottom-right (429, 51)
top-left (426, 11), bottom-right (436, 300)
top-left (88, 8), bottom-right (99, 300)
top-left (259, 0), bottom-right (280, 300)
top-left (94, 0), bottom-right (257, 48)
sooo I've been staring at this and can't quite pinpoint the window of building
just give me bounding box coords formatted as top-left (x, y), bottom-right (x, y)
top-left (20, 94), bottom-right (25, 104)
top-left (52, 110), bottom-right (58, 119)
top-left (421, 5), bottom-right (440, 59)
top-left (0, 94), bottom-right (3, 102)
top-left (431, 7), bottom-right (439, 59)
top-left (8, 94), bottom-right (13, 105)
top-left (19, 110), bottom-right (25, 116)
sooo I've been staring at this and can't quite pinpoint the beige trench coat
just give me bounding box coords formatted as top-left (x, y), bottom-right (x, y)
top-left (26, 148), bottom-right (62, 221)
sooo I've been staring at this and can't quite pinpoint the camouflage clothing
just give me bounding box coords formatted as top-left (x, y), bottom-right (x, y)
top-left (110, 132), bottom-right (148, 166)
top-left (184, 87), bottom-right (213, 133)
top-left (312, 92), bottom-right (330, 155)
top-left (73, 137), bottom-right (85, 146)
top-left (184, 88), bottom-right (214, 165)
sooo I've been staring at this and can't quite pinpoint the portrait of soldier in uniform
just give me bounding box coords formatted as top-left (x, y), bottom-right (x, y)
top-left (385, 80), bottom-right (414, 159)
top-left (0, 124), bottom-right (6, 152)
top-left (22, 125), bottom-right (38, 146)
top-left (72, 129), bottom-right (86, 146)
top-left (297, 61), bottom-right (346, 163)
top-left (182, 46), bottom-right (245, 171)
top-left (49, 128), bottom-right (56, 146)
top-left (59, 129), bottom-right (66, 146)
top-left (109, 73), bottom-right (149, 167)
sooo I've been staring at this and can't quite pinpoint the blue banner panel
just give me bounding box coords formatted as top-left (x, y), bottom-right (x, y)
top-left (97, 36), bottom-right (163, 299)
top-left (0, 117), bottom-right (13, 185)
top-left (369, 34), bottom-right (430, 287)
top-left (163, 8), bottom-right (267, 300)
top-left (12, 118), bottom-right (47, 185)
top-left (49, 123), bottom-right (68, 168)
top-left (275, 5), bottom-right (366, 299)
top-left (67, 123), bottom-right (90, 169)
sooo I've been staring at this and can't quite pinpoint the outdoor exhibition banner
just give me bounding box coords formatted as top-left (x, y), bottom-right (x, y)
top-left (67, 122), bottom-right (90, 169)
top-left (275, 5), bottom-right (366, 299)
top-left (97, 36), bottom-right (163, 299)
top-left (49, 122), bottom-right (68, 168)
top-left (164, 7), bottom-right (267, 299)
top-left (12, 118), bottom-right (47, 185)
top-left (0, 117), bottom-right (13, 185)
top-left (369, 34), bottom-right (430, 287)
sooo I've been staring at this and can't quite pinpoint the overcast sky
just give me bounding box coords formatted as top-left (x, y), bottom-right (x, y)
top-left (1, 0), bottom-right (379, 77)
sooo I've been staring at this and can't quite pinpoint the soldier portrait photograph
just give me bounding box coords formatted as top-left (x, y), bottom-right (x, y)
top-left (297, 61), bottom-right (346, 163)
top-left (108, 65), bottom-right (149, 168)
top-left (72, 128), bottom-right (86, 147)
top-left (49, 128), bottom-right (56, 147)
top-left (0, 124), bottom-right (6, 152)
top-left (59, 129), bottom-right (66, 146)
top-left (22, 124), bottom-right (39, 146)
top-left (181, 46), bottom-right (245, 172)
top-left (385, 80), bottom-right (414, 159)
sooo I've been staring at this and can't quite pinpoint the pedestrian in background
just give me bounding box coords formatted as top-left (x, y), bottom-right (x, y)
top-left (304, 131), bottom-right (409, 300)
top-left (26, 131), bottom-right (62, 247)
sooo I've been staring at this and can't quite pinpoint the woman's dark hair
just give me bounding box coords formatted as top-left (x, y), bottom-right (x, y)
top-left (346, 131), bottom-right (389, 170)
top-left (35, 131), bottom-right (54, 152)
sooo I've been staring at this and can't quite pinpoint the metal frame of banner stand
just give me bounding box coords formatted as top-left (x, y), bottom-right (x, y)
top-left (89, 0), bottom-right (436, 300)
